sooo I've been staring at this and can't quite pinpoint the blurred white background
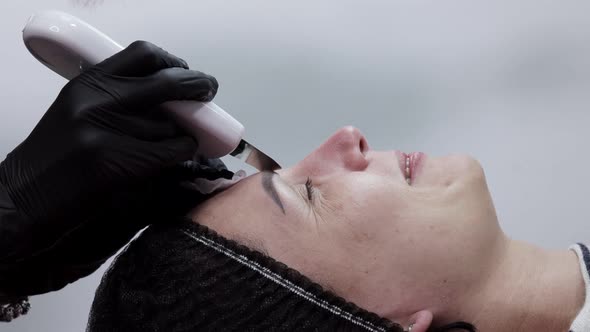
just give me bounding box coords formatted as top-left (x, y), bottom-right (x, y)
top-left (2, 1), bottom-right (590, 331)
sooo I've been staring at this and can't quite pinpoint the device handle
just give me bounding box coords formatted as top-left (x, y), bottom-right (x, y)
top-left (22, 10), bottom-right (244, 158)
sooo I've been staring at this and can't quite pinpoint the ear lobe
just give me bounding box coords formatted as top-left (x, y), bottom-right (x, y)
top-left (405, 310), bottom-right (433, 332)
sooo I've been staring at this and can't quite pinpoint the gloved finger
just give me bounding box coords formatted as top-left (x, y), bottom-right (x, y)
top-left (145, 160), bottom-right (236, 222)
top-left (145, 136), bottom-right (199, 169)
top-left (95, 40), bottom-right (189, 77)
top-left (97, 136), bottom-right (197, 184)
top-left (187, 158), bottom-right (234, 180)
top-left (160, 159), bottom-right (235, 183)
top-left (118, 67), bottom-right (219, 109)
top-left (109, 108), bottom-right (186, 142)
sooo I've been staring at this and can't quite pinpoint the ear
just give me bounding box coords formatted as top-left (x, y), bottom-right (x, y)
top-left (405, 310), bottom-right (433, 332)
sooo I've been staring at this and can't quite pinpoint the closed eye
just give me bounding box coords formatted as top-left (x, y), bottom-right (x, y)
top-left (305, 177), bottom-right (314, 201)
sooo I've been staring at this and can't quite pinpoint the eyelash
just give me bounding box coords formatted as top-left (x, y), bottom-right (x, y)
top-left (305, 177), bottom-right (314, 201)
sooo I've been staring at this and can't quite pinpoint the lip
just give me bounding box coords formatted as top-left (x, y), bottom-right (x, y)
top-left (395, 151), bottom-right (425, 184)
top-left (409, 152), bottom-right (425, 184)
top-left (395, 150), bottom-right (408, 181)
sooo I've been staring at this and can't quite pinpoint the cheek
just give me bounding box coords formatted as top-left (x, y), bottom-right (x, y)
top-left (337, 167), bottom-right (499, 254)
top-left (321, 175), bottom-right (406, 217)
top-left (317, 177), bottom-right (413, 249)
top-left (442, 157), bottom-right (498, 232)
top-left (409, 155), bottom-right (496, 233)
top-left (394, 165), bottom-right (502, 274)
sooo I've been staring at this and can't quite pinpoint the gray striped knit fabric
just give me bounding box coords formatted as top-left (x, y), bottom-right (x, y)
top-left (569, 243), bottom-right (590, 332)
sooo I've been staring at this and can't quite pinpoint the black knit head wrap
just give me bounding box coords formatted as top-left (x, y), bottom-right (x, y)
top-left (87, 219), bottom-right (475, 332)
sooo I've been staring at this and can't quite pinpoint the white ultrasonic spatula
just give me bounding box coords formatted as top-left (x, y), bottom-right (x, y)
top-left (22, 10), bottom-right (280, 171)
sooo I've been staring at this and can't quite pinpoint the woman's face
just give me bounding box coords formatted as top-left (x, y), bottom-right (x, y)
top-left (191, 126), bottom-right (506, 320)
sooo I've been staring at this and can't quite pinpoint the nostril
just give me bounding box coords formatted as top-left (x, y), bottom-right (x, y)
top-left (359, 136), bottom-right (369, 155)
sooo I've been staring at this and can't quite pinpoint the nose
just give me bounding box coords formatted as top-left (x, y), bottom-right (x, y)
top-left (299, 126), bottom-right (369, 174)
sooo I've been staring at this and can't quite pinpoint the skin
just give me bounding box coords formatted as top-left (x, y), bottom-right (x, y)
top-left (190, 126), bottom-right (585, 331)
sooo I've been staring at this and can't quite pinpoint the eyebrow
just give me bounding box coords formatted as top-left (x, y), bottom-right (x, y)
top-left (261, 171), bottom-right (285, 215)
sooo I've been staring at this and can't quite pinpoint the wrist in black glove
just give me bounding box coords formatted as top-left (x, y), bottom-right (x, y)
top-left (0, 40), bottom-right (228, 297)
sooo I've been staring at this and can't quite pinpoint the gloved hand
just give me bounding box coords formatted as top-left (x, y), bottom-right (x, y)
top-left (0, 41), bottom-right (230, 296)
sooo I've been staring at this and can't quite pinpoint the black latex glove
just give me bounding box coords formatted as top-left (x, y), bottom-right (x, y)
top-left (0, 41), bottom-right (228, 296)
top-left (0, 158), bottom-right (233, 300)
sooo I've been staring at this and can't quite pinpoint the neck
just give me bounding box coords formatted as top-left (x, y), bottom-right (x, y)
top-left (461, 239), bottom-right (585, 332)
